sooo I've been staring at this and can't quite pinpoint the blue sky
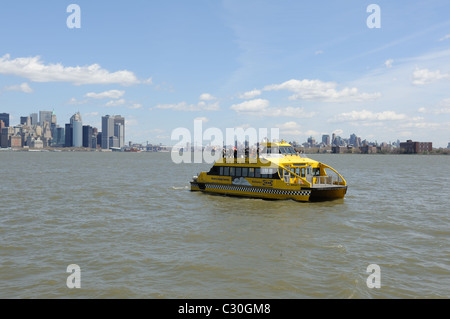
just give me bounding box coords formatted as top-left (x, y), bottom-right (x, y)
top-left (1, 0), bottom-right (450, 147)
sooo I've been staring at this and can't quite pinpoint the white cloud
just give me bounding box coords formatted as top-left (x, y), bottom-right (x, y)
top-left (439, 34), bottom-right (450, 41)
top-left (238, 89), bottom-right (262, 99)
top-left (269, 106), bottom-right (316, 118)
top-left (143, 77), bottom-right (153, 85)
top-left (315, 50), bottom-right (324, 55)
top-left (275, 121), bottom-right (320, 137)
top-left (385, 59), bottom-right (394, 68)
top-left (263, 79), bottom-right (381, 102)
top-left (230, 99), bottom-right (269, 112)
top-left (3, 82), bottom-right (33, 93)
top-left (85, 90), bottom-right (125, 99)
top-left (418, 98), bottom-right (450, 114)
top-left (418, 107), bottom-right (427, 113)
top-left (105, 99), bottom-right (126, 107)
top-left (329, 110), bottom-right (408, 122)
top-left (156, 101), bottom-right (219, 111)
top-left (68, 97), bottom-right (88, 105)
top-left (199, 93), bottom-right (216, 101)
top-left (400, 122), bottom-right (445, 129)
top-left (230, 99), bottom-right (316, 118)
top-left (412, 68), bottom-right (449, 85)
top-left (275, 121), bottom-right (303, 136)
top-left (0, 54), bottom-right (140, 86)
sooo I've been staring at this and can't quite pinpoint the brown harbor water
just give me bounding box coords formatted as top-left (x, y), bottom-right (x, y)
top-left (0, 151), bottom-right (449, 298)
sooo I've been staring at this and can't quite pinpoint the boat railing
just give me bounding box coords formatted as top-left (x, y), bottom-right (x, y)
top-left (311, 174), bottom-right (341, 186)
top-left (280, 164), bottom-right (345, 187)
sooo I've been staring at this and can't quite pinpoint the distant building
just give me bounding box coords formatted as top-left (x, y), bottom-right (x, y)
top-left (447, 142), bottom-right (450, 149)
top-left (114, 123), bottom-right (124, 148)
top-left (69, 112), bottom-right (83, 147)
top-left (322, 134), bottom-right (330, 146)
top-left (31, 138), bottom-right (43, 149)
top-left (113, 115), bottom-right (125, 148)
top-left (30, 113), bottom-right (38, 126)
top-left (65, 123), bottom-right (73, 147)
top-left (1, 127), bottom-right (13, 148)
top-left (360, 145), bottom-right (377, 154)
top-left (102, 115), bottom-right (125, 149)
top-left (101, 115), bottom-right (114, 149)
top-left (52, 127), bottom-right (65, 147)
top-left (97, 132), bottom-right (102, 148)
top-left (10, 135), bottom-right (22, 148)
top-left (39, 110), bottom-right (52, 126)
top-left (400, 140), bottom-right (432, 154)
top-left (83, 125), bottom-right (93, 148)
top-left (0, 113), bottom-right (9, 128)
top-left (332, 146), bottom-right (348, 154)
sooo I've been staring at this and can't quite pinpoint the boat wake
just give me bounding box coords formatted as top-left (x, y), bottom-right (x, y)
top-left (170, 186), bottom-right (189, 190)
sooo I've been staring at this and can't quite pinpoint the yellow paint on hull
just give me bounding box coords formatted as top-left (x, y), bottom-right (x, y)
top-left (190, 182), bottom-right (346, 202)
top-left (190, 141), bottom-right (348, 203)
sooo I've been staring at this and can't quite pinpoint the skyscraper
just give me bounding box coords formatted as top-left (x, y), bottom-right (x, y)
top-left (30, 113), bottom-right (38, 126)
top-left (0, 113), bottom-right (9, 127)
top-left (101, 115), bottom-right (115, 149)
top-left (322, 134), bottom-right (330, 146)
top-left (71, 112), bottom-right (82, 147)
top-left (102, 115), bottom-right (125, 149)
top-left (113, 115), bottom-right (125, 148)
top-left (65, 123), bottom-right (73, 147)
top-left (114, 123), bottom-right (124, 148)
top-left (39, 111), bottom-right (52, 126)
top-left (83, 125), bottom-right (93, 148)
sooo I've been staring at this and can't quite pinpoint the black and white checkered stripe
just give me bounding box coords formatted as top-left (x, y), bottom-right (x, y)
top-left (205, 183), bottom-right (311, 196)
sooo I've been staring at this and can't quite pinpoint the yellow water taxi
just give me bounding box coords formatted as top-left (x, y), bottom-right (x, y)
top-left (190, 141), bottom-right (347, 202)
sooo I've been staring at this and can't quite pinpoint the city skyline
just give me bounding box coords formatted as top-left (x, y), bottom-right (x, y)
top-left (0, 1), bottom-right (450, 147)
top-left (0, 109), bottom-right (127, 150)
top-left (0, 109), bottom-right (442, 150)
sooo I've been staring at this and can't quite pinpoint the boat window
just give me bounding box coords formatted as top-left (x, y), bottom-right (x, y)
top-left (219, 166), bottom-right (224, 176)
top-left (230, 167), bottom-right (235, 176)
top-left (278, 168), bottom-right (283, 179)
top-left (261, 167), bottom-right (278, 179)
top-left (255, 167), bottom-right (261, 178)
top-left (242, 167), bottom-right (248, 177)
top-left (279, 146), bottom-right (297, 155)
top-left (296, 167), bottom-right (300, 176)
top-left (236, 167), bottom-right (242, 177)
top-left (224, 167), bottom-right (230, 176)
top-left (313, 168), bottom-right (320, 176)
top-left (208, 166), bottom-right (220, 175)
top-left (248, 168), bottom-right (255, 177)
top-left (290, 168), bottom-right (296, 178)
top-left (301, 167), bottom-right (305, 177)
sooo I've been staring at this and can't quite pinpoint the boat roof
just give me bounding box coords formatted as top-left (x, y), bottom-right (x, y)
top-left (260, 141), bottom-right (292, 147)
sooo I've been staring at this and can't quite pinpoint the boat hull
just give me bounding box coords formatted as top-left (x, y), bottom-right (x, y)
top-left (191, 182), bottom-right (346, 202)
